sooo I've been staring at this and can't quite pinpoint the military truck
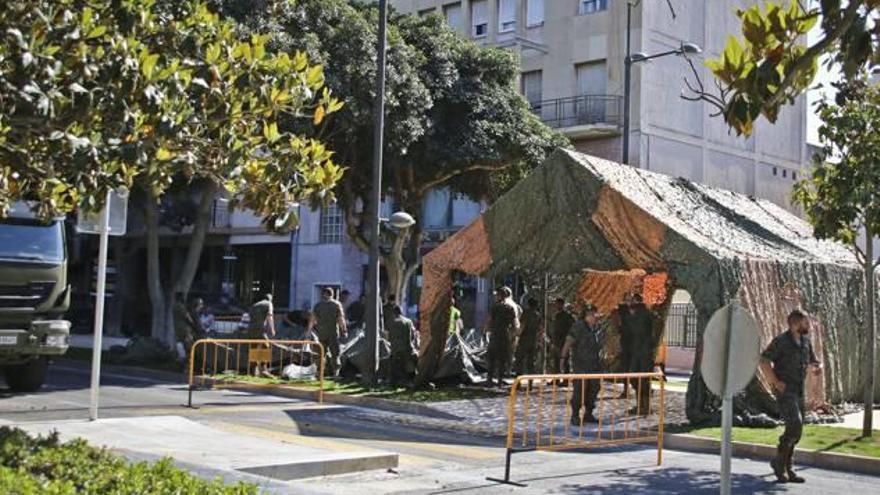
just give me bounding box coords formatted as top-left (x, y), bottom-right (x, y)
top-left (0, 204), bottom-right (71, 392)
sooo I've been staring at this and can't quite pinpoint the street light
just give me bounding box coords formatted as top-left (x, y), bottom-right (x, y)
top-left (387, 211), bottom-right (416, 230)
top-left (621, 0), bottom-right (701, 165)
top-left (365, 0), bottom-right (391, 387)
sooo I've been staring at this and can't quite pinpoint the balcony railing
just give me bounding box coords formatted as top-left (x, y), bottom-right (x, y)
top-left (531, 94), bottom-right (623, 130)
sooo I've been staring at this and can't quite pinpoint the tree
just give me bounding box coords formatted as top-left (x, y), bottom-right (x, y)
top-left (1, 0), bottom-right (344, 344)
top-left (793, 76), bottom-right (880, 437)
top-left (227, 0), bottom-right (566, 305)
top-left (685, 0), bottom-right (878, 136)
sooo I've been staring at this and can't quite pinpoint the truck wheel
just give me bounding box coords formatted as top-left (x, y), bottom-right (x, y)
top-left (4, 358), bottom-right (49, 393)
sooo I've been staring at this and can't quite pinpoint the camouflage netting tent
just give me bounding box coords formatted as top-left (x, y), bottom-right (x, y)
top-left (418, 149), bottom-right (877, 423)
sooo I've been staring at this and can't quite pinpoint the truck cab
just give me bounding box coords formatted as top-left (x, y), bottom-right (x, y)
top-left (0, 204), bottom-right (71, 392)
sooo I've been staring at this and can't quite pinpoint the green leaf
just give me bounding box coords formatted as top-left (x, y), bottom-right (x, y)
top-left (141, 53), bottom-right (159, 79)
top-left (86, 25), bottom-right (107, 39)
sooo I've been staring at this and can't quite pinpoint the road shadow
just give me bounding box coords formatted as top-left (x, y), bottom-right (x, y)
top-left (551, 466), bottom-right (784, 494)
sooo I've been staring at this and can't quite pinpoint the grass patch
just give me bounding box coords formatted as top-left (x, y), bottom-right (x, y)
top-left (0, 427), bottom-right (256, 494)
top-left (209, 373), bottom-right (505, 403)
top-left (670, 424), bottom-right (880, 458)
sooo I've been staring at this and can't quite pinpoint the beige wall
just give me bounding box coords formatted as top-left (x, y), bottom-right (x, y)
top-left (391, 0), bottom-right (809, 212)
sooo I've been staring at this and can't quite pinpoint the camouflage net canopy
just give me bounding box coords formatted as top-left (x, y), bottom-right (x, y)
top-left (418, 149), bottom-right (876, 423)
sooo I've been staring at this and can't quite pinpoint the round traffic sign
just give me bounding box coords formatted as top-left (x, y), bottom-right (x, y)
top-left (700, 300), bottom-right (761, 397)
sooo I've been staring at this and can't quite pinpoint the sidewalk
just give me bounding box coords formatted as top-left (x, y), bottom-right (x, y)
top-left (831, 409), bottom-right (880, 430)
top-left (15, 415), bottom-right (397, 484)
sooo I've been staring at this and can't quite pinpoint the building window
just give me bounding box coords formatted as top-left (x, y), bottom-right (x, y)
top-left (782, 169), bottom-right (787, 178)
top-left (576, 60), bottom-right (607, 95)
top-left (526, 0), bottom-right (545, 27)
top-left (319, 204), bottom-right (343, 244)
top-left (579, 0), bottom-right (609, 15)
top-left (472, 0), bottom-right (488, 37)
top-left (793, 172), bottom-right (798, 181)
top-left (521, 70), bottom-right (543, 110)
top-left (444, 2), bottom-right (464, 33)
top-left (772, 166), bottom-right (778, 176)
top-left (498, 0), bottom-right (517, 32)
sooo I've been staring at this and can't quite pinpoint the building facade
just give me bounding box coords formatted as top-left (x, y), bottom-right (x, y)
top-left (392, 0), bottom-right (809, 211)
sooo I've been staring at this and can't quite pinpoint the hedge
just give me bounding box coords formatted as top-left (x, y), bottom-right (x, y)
top-left (0, 427), bottom-right (258, 494)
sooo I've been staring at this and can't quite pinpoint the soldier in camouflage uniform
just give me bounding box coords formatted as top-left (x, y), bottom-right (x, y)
top-left (760, 310), bottom-right (822, 484)
top-left (561, 304), bottom-right (603, 424)
top-left (515, 298), bottom-right (542, 376)
top-left (485, 287), bottom-right (519, 388)
top-left (549, 298), bottom-right (575, 375)
top-left (312, 288), bottom-right (348, 377)
top-left (386, 304), bottom-right (417, 385)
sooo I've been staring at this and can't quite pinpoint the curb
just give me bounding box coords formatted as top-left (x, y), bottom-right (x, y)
top-left (664, 433), bottom-right (880, 477)
top-left (203, 381), bottom-right (463, 421)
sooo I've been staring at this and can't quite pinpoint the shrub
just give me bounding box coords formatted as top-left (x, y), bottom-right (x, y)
top-left (0, 428), bottom-right (257, 494)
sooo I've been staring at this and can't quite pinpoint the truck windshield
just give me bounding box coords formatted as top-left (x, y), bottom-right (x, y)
top-left (0, 219), bottom-right (64, 263)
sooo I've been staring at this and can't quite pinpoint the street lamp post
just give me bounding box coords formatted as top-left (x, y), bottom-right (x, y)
top-left (364, 0), bottom-right (389, 387)
top-left (621, 0), bottom-right (701, 165)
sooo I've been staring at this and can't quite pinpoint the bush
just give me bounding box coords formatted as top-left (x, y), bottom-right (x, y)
top-left (0, 428), bottom-right (257, 494)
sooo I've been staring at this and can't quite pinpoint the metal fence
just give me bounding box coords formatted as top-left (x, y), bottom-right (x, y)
top-left (531, 94), bottom-right (623, 129)
top-left (665, 303), bottom-right (698, 348)
top-left (490, 371), bottom-right (666, 485)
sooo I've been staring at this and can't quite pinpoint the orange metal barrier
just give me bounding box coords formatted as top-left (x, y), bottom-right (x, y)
top-left (187, 338), bottom-right (324, 407)
top-left (492, 371), bottom-right (666, 485)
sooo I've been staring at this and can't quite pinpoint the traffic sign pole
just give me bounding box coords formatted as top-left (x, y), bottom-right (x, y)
top-left (720, 304), bottom-right (736, 495)
top-left (88, 191), bottom-right (111, 421)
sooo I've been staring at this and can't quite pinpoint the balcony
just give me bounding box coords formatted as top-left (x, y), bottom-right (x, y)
top-left (531, 95), bottom-right (623, 139)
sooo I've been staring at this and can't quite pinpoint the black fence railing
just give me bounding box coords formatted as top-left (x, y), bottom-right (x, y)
top-left (665, 303), bottom-right (698, 348)
top-left (531, 94), bottom-right (623, 129)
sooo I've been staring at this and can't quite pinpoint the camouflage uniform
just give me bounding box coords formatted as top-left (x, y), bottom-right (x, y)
top-left (549, 309), bottom-right (575, 374)
top-left (515, 308), bottom-right (541, 375)
top-left (567, 320), bottom-right (603, 422)
top-left (313, 299), bottom-right (345, 376)
top-left (387, 314), bottom-right (417, 385)
top-left (487, 300), bottom-right (518, 386)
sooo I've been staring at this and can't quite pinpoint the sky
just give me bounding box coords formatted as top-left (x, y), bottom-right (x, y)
top-left (805, 16), bottom-right (839, 146)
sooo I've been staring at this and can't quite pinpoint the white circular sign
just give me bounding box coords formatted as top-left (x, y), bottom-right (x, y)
top-left (700, 300), bottom-right (762, 397)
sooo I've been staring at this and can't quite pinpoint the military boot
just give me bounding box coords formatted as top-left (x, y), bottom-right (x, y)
top-left (770, 445), bottom-right (789, 483)
top-left (785, 446), bottom-right (805, 483)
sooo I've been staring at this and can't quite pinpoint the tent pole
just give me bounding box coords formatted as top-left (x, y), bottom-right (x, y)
top-left (542, 273), bottom-right (549, 374)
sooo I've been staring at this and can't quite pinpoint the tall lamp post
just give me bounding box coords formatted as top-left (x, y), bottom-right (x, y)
top-left (621, 0), bottom-right (701, 165)
top-left (364, 0), bottom-right (416, 386)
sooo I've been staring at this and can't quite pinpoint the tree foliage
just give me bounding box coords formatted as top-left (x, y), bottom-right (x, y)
top-left (689, 0), bottom-right (878, 136)
top-left (793, 75), bottom-right (880, 437)
top-left (793, 77), bottom-right (880, 254)
top-left (0, 0), bottom-right (343, 229)
top-left (227, 0), bottom-right (567, 299)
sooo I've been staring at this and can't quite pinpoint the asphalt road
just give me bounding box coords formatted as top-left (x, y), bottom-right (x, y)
top-left (2, 359), bottom-right (878, 494)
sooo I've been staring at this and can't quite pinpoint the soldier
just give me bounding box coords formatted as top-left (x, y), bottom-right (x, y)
top-left (386, 304), bottom-right (417, 385)
top-left (173, 294), bottom-right (204, 365)
top-left (561, 304), bottom-right (603, 424)
top-left (514, 298), bottom-right (542, 376)
top-left (312, 288), bottom-right (348, 377)
top-left (760, 310), bottom-right (822, 484)
top-left (621, 294), bottom-right (655, 411)
top-left (248, 293), bottom-right (276, 339)
top-left (549, 298), bottom-right (575, 375)
top-left (485, 287), bottom-right (519, 388)
top-left (347, 294), bottom-right (366, 329)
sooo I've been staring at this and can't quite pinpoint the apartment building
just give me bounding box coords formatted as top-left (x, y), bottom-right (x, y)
top-left (393, 0), bottom-right (809, 211)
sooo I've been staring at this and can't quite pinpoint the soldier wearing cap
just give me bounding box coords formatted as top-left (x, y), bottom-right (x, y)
top-left (561, 304), bottom-right (604, 424)
top-left (386, 304), bottom-right (417, 385)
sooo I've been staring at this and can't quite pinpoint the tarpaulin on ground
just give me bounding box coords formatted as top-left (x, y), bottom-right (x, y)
top-left (432, 333), bottom-right (484, 384)
top-left (418, 148), bottom-right (875, 423)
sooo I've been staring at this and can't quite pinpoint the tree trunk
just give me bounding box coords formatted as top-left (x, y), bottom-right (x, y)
top-left (864, 223), bottom-right (876, 438)
top-left (144, 192), bottom-right (168, 345)
top-left (173, 181), bottom-right (217, 297)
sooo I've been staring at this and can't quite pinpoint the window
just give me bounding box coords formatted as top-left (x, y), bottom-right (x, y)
top-left (444, 2), bottom-right (464, 34)
top-left (498, 0), bottom-right (516, 32)
top-left (579, 0), bottom-right (609, 15)
top-left (576, 60), bottom-right (607, 95)
top-left (782, 169), bottom-right (787, 178)
top-left (521, 71), bottom-right (543, 110)
top-left (526, 0), bottom-right (545, 27)
top-left (793, 172), bottom-right (798, 181)
top-left (773, 167), bottom-right (778, 176)
top-left (319, 204), bottom-right (343, 244)
top-left (472, 0), bottom-right (488, 37)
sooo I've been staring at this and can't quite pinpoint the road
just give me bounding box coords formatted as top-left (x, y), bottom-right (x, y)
top-left (1, 359), bottom-right (878, 494)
